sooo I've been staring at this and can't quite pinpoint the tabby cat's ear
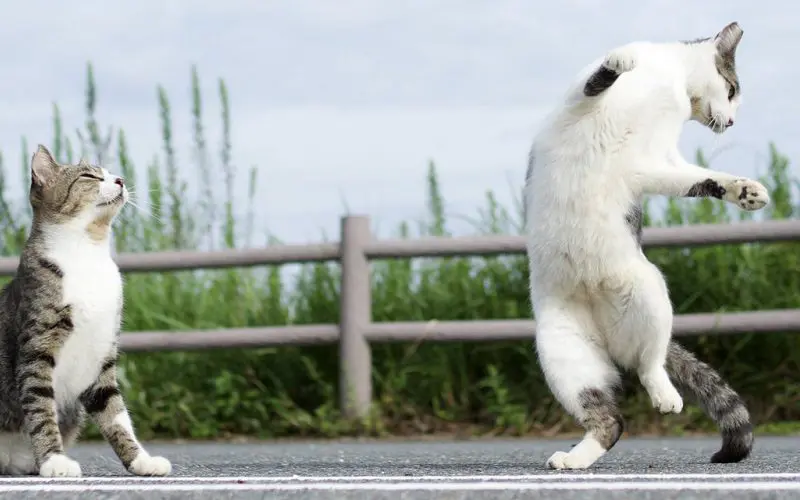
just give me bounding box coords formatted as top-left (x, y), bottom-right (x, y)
top-left (714, 22), bottom-right (743, 56)
top-left (31, 145), bottom-right (59, 187)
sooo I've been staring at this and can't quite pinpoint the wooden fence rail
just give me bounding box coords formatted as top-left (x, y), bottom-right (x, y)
top-left (5, 215), bottom-right (799, 418)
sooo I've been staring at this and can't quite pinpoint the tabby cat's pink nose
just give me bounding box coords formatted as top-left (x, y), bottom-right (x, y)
top-left (115, 177), bottom-right (124, 187)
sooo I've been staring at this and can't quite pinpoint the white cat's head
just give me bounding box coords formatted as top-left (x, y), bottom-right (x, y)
top-left (684, 22), bottom-right (743, 134)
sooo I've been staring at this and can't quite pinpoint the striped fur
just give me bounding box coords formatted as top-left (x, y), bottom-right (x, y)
top-left (0, 145), bottom-right (170, 477)
top-left (666, 342), bottom-right (753, 462)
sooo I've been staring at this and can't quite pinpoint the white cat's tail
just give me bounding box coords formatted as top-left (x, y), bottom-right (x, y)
top-left (666, 341), bottom-right (754, 463)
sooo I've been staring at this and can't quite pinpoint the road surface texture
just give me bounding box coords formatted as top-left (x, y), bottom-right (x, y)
top-left (4, 436), bottom-right (799, 499)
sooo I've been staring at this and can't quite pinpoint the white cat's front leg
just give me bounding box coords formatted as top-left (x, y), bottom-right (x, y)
top-left (637, 154), bottom-right (770, 211)
top-left (602, 42), bottom-right (646, 74)
top-left (583, 42), bottom-right (650, 97)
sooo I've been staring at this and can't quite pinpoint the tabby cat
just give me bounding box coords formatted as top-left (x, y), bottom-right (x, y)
top-left (0, 145), bottom-right (171, 477)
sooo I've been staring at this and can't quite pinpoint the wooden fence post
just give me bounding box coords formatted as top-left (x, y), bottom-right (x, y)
top-left (339, 215), bottom-right (372, 418)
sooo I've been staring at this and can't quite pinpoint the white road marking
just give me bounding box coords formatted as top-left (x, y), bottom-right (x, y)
top-left (0, 472), bottom-right (797, 484)
top-left (0, 480), bottom-right (799, 492)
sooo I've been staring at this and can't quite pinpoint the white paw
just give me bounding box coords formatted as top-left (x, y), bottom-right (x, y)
top-left (603, 47), bottom-right (637, 74)
top-left (546, 451), bottom-right (593, 470)
top-left (648, 383), bottom-right (684, 414)
top-left (39, 454), bottom-right (82, 478)
top-left (128, 453), bottom-right (172, 477)
top-left (725, 179), bottom-right (770, 211)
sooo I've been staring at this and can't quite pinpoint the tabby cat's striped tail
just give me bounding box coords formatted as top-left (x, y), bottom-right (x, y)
top-left (665, 341), bottom-right (753, 463)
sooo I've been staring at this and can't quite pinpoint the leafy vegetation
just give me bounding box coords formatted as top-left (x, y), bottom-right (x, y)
top-left (1, 63), bottom-right (798, 440)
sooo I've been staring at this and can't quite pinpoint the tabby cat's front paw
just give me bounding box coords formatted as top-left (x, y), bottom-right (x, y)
top-left (128, 453), bottom-right (172, 477)
top-left (39, 454), bottom-right (82, 478)
top-left (724, 178), bottom-right (770, 211)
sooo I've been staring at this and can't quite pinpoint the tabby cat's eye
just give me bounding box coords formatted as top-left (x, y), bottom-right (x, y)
top-left (80, 173), bottom-right (102, 181)
top-left (727, 85), bottom-right (735, 100)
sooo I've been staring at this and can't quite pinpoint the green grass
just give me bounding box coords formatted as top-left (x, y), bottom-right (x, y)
top-left (2, 62), bottom-right (799, 441)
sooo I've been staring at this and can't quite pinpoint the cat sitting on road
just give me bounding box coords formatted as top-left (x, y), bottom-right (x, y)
top-left (523, 22), bottom-right (764, 470)
top-left (0, 145), bottom-right (171, 477)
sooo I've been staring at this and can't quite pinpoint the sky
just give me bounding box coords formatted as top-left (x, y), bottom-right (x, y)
top-left (0, 0), bottom-right (797, 246)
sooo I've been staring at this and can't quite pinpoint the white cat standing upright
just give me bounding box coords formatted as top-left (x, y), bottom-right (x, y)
top-left (524, 22), bottom-right (764, 470)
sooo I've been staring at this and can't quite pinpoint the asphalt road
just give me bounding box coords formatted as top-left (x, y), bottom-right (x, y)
top-left (4, 436), bottom-right (799, 499)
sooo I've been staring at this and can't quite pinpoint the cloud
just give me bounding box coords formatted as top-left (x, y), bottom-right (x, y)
top-left (0, 0), bottom-right (796, 245)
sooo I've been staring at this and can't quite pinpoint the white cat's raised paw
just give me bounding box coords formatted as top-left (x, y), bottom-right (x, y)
top-left (128, 453), bottom-right (172, 476)
top-left (39, 454), bottom-right (82, 478)
top-left (724, 178), bottom-right (770, 211)
top-left (603, 47), bottom-right (637, 74)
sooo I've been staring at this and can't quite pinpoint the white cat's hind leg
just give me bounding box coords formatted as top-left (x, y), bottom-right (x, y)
top-left (535, 300), bottom-right (625, 470)
top-left (609, 261), bottom-right (683, 414)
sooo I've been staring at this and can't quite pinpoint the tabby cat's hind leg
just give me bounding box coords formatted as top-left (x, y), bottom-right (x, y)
top-left (534, 300), bottom-right (625, 470)
top-left (0, 433), bottom-right (37, 475)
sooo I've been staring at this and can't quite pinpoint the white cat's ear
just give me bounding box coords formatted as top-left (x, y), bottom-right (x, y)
top-left (714, 22), bottom-right (743, 55)
top-left (31, 144), bottom-right (59, 187)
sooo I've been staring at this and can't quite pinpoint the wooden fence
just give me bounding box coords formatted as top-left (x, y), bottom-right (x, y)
top-left (2, 215), bottom-right (799, 418)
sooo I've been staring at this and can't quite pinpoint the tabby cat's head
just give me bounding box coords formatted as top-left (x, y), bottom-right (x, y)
top-left (29, 145), bottom-right (128, 240)
top-left (684, 22), bottom-right (743, 134)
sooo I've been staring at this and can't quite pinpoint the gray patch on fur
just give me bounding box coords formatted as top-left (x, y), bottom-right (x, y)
top-left (578, 388), bottom-right (625, 451)
top-left (713, 23), bottom-right (743, 99)
top-left (686, 179), bottom-right (726, 199)
top-left (522, 148), bottom-right (535, 228)
top-left (624, 203), bottom-right (643, 246)
top-left (715, 52), bottom-right (740, 98)
top-left (666, 341), bottom-right (753, 463)
top-left (525, 150), bottom-right (534, 192)
top-left (683, 23), bottom-right (742, 99)
top-left (58, 402), bottom-right (86, 447)
top-left (680, 36), bottom-right (711, 45)
top-left (583, 66), bottom-right (621, 97)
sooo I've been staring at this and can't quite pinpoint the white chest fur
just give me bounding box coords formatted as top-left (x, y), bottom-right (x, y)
top-left (43, 233), bottom-right (122, 404)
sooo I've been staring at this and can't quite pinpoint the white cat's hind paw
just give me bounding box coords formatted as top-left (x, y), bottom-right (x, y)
top-left (725, 179), bottom-right (770, 211)
top-left (546, 450), bottom-right (597, 470)
top-left (649, 383), bottom-right (684, 414)
top-left (546, 451), bottom-right (571, 470)
top-left (39, 454), bottom-right (82, 478)
top-left (128, 454), bottom-right (172, 476)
